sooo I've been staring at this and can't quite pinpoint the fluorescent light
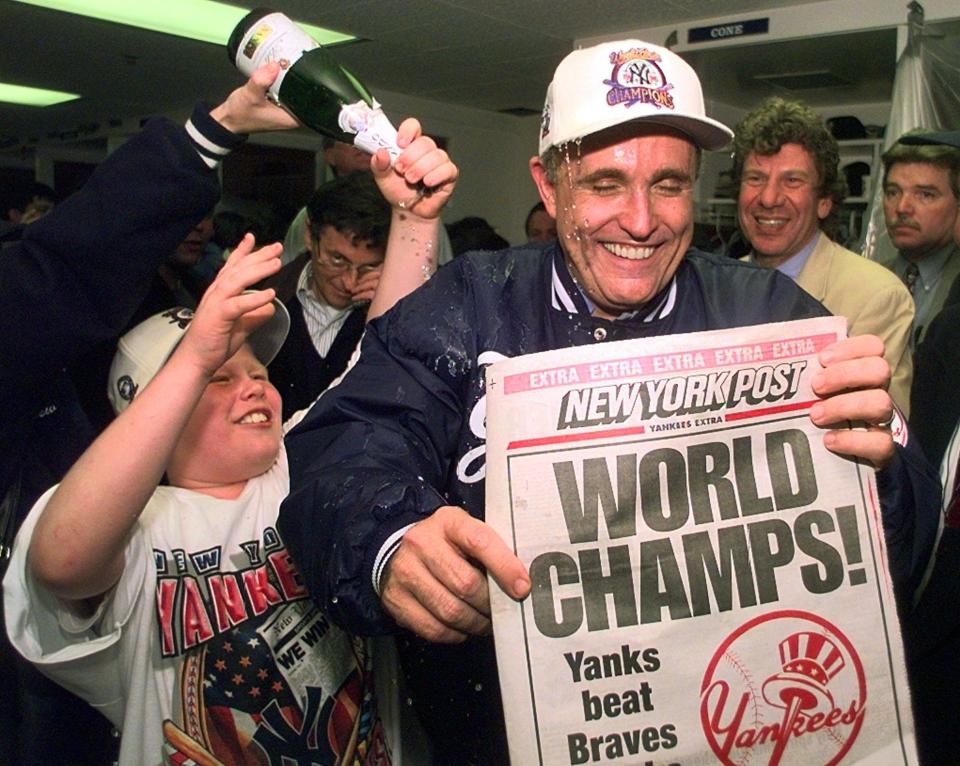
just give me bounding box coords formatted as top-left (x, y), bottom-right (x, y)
top-left (0, 82), bottom-right (80, 107)
top-left (12, 0), bottom-right (355, 46)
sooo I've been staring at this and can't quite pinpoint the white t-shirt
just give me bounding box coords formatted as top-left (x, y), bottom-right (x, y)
top-left (3, 446), bottom-right (390, 766)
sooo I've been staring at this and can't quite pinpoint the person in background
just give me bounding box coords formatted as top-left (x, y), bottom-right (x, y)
top-left (70, 213), bottom-right (220, 433)
top-left (731, 97), bottom-right (915, 413)
top-left (879, 130), bottom-right (960, 346)
top-left (447, 215), bottom-right (509, 256)
top-left (283, 135), bottom-right (455, 268)
top-left (266, 173), bottom-right (390, 421)
top-left (137, 214), bottom-right (216, 321)
top-left (1, 181), bottom-right (58, 245)
top-left (323, 136), bottom-right (377, 176)
top-left (2, 180), bottom-right (57, 225)
top-left (524, 199), bottom-right (556, 242)
top-left (213, 209), bottom-right (263, 255)
top-left (891, 126), bottom-right (960, 766)
top-left (277, 39), bottom-right (939, 764)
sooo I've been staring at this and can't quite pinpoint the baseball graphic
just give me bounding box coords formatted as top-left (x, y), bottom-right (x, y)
top-left (700, 610), bottom-right (866, 766)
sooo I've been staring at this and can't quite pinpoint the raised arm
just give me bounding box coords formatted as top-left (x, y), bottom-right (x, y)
top-left (366, 118), bottom-right (458, 320)
top-left (1, 63), bottom-right (296, 398)
top-left (209, 61), bottom-right (301, 134)
top-left (27, 237), bottom-right (282, 604)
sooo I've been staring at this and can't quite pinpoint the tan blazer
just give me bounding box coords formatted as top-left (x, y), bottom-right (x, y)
top-left (796, 235), bottom-right (915, 414)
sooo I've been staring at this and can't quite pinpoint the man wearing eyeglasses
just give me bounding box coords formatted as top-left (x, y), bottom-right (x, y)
top-left (268, 172), bottom-right (390, 420)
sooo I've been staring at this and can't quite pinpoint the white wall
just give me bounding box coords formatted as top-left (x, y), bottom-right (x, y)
top-left (580, 0), bottom-right (960, 52)
top-left (372, 88), bottom-right (542, 245)
top-left (246, 88), bottom-right (544, 244)
top-left (576, 0), bottom-right (960, 220)
top-left (22, 0), bottom-right (958, 241)
top-left (6, 90), bottom-right (545, 247)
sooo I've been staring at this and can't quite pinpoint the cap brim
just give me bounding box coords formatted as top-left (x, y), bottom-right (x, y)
top-left (247, 297), bottom-right (290, 367)
top-left (627, 114), bottom-right (733, 151)
top-left (547, 112), bottom-right (733, 154)
top-left (898, 130), bottom-right (960, 150)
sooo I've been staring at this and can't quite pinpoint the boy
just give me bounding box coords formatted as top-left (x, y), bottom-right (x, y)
top-left (3, 238), bottom-right (391, 765)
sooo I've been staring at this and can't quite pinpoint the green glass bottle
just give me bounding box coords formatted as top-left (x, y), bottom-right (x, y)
top-left (228, 8), bottom-right (400, 161)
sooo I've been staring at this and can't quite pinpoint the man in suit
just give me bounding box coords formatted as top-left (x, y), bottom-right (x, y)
top-left (267, 172), bottom-right (390, 421)
top-left (880, 130), bottom-right (960, 346)
top-left (890, 128), bottom-right (960, 766)
top-left (732, 97), bottom-right (914, 413)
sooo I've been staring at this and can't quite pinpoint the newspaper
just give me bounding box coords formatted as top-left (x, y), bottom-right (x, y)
top-left (485, 317), bottom-right (915, 766)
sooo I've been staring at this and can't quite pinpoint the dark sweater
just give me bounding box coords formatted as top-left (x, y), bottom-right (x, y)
top-left (269, 292), bottom-right (367, 422)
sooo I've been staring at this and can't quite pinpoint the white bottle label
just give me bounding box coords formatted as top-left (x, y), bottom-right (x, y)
top-left (339, 100), bottom-right (401, 162)
top-left (233, 12), bottom-right (317, 99)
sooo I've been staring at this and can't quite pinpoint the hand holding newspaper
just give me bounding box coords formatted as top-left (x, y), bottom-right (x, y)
top-left (485, 317), bottom-right (914, 766)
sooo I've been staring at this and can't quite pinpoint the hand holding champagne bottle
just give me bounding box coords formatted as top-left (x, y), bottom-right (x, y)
top-left (228, 9), bottom-right (402, 161)
top-left (366, 116), bottom-right (459, 319)
top-left (373, 118), bottom-right (457, 221)
top-left (210, 60), bottom-right (301, 135)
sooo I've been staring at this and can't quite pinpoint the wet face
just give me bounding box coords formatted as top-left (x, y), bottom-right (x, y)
top-left (307, 224), bottom-right (384, 309)
top-left (171, 217), bottom-right (214, 267)
top-left (324, 141), bottom-right (372, 175)
top-left (738, 144), bottom-right (832, 266)
top-left (530, 124), bottom-right (697, 319)
top-left (526, 209), bottom-right (557, 242)
top-left (167, 345), bottom-right (282, 490)
top-left (883, 162), bottom-right (959, 261)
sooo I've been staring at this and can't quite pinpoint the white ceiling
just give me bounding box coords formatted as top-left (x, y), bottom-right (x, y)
top-left (0, 0), bottom-right (903, 152)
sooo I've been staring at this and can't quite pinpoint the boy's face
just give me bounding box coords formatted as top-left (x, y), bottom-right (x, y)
top-left (167, 345), bottom-right (282, 490)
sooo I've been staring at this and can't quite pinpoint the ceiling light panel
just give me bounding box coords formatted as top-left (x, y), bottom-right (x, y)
top-left (0, 82), bottom-right (80, 106)
top-left (12, 0), bottom-right (355, 46)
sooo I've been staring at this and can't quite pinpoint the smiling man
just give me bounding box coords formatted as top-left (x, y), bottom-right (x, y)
top-left (279, 41), bottom-right (938, 764)
top-left (731, 98), bottom-right (914, 412)
top-left (879, 131), bottom-right (960, 345)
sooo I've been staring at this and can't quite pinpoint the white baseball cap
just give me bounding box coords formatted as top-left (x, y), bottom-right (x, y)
top-left (108, 300), bottom-right (290, 414)
top-left (538, 40), bottom-right (733, 155)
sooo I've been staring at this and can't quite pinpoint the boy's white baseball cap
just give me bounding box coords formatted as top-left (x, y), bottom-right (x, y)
top-left (538, 39), bottom-right (733, 155)
top-left (107, 300), bottom-right (290, 415)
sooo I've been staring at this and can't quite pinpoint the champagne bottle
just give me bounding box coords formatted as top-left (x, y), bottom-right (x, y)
top-left (228, 8), bottom-right (400, 161)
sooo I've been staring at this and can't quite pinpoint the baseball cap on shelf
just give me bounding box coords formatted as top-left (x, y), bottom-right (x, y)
top-left (538, 39), bottom-right (733, 156)
top-left (107, 298), bottom-right (290, 415)
top-left (898, 130), bottom-right (960, 150)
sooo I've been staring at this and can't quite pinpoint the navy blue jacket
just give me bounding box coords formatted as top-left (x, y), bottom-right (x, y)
top-left (280, 244), bottom-right (940, 764)
top-left (0, 107), bottom-right (237, 766)
top-left (1, 110), bottom-right (227, 547)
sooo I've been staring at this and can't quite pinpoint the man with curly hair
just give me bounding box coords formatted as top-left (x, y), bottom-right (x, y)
top-left (732, 97), bottom-right (914, 412)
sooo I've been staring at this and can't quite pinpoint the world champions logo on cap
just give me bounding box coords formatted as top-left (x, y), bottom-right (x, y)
top-left (604, 47), bottom-right (675, 111)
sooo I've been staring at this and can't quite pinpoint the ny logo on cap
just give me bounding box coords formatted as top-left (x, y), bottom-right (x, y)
top-left (605, 48), bottom-right (675, 111)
